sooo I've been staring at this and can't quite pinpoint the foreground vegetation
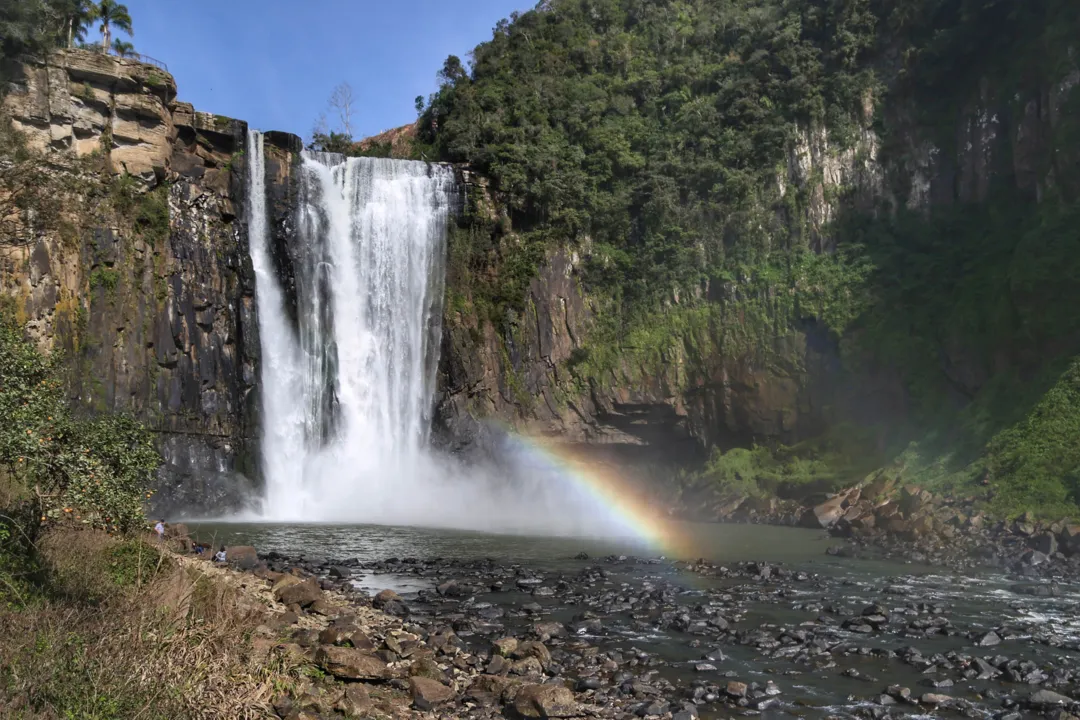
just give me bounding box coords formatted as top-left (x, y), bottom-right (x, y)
top-left (417, 0), bottom-right (1080, 517)
top-left (0, 309), bottom-right (298, 718)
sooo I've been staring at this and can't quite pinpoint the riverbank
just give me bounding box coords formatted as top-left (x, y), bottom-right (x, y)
top-left (673, 469), bottom-right (1080, 577)
top-left (173, 518), bottom-right (1080, 720)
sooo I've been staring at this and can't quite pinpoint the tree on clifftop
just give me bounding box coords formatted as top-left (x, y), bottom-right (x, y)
top-left (93, 0), bottom-right (131, 51)
top-left (111, 38), bottom-right (133, 57)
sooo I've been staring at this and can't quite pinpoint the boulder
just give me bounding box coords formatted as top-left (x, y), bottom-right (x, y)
top-left (726, 681), bottom-right (748, 697)
top-left (314, 646), bottom-right (388, 680)
top-left (334, 684), bottom-right (372, 716)
top-left (372, 588), bottom-right (401, 608)
top-left (513, 684), bottom-right (579, 718)
top-left (493, 638), bottom-right (519, 657)
top-left (1059, 525), bottom-right (1080, 554)
top-left (861, 472), bottom-right (896, 503)
top-left (409, 676), bottom-right (454, 710)
top-left (899, 485), bottom-right (932, 517)
top-left (1030, 532), bottom-right (1058, 555)
top-left (409, 656), bottom-right (446, 682)
top-left (800, 496), bottom-right (846, 529)
top-left (512, 641), bottom-right (552, 668)
top-left (225, 545), bottom-right (258, 570)
top-left (1009, 582), bottom-right (1061, 597)
top-left (1029, 689), bottom-right (1074, 708)
top-left (275, 579), bottom-right (322, 608)
top-left (372, 588), bottom-right (410, 617)
top-left (271, 575), bottom-right (302, 594)
top-left (920, 693), bottom-right (952, 705)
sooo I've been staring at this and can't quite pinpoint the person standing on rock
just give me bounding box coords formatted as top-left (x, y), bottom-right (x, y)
top-left (154, 519), bottom-right (165, 542)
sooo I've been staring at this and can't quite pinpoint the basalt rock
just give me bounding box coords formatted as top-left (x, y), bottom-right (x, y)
top-left (512, 684), bottom-right (580, 718)
top-left (409, 676), bottom-right (455, 710)
top-left (314, 646), bottom-right (388, 681)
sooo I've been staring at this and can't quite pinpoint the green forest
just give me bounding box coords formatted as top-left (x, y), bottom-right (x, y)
top-left (417, 0), bottom-right (1080, 517)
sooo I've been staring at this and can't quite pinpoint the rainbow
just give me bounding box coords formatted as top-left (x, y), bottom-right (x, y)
top-left (493, 423), bottom-right (700, 559)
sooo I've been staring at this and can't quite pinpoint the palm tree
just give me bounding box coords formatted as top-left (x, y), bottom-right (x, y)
top-left (111, 38), bottom-right (133, 57)
top-left (94, 0), bottom-right (132, 51)
top-left (61, 0), bottom-right (98, 48)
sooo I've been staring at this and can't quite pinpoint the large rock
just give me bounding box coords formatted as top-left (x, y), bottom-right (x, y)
top-left (224, 545), bottom-right (258, 570)
top-left (314, 646), bottom-right (388, 680)
top-left (372, 588), bottom-right (409, 616)
top-left (800, 495), bottom-right (846, 529)
top-left (513, 684), bottom-right (579, 718)
top-left (275, 579), bottom-right (323, 608)
top-left (409, 676), bottom-right (454, 710)
top-left (1028, 689), bottom-right (1074, 708)
top-left (899, 485), bottom-right (932, 517)
top-left (512, 641), bottom-right (552, 669)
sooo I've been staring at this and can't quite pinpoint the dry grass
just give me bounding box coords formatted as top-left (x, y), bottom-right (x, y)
top-left (0, 528), bottom-right (306, 720)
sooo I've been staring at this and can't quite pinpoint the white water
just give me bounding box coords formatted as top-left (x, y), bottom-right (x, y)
top-left (245, 132), bottom-right (640, 538)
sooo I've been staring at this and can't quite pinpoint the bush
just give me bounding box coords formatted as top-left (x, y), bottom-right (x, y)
top-left (0, 313), bottom-right (159, 536)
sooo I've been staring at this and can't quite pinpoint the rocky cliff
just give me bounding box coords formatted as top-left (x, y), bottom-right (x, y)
top-left (0, 49), bottom-right (300, 515)
top-left (434, 60), bottom-right (1079, 494)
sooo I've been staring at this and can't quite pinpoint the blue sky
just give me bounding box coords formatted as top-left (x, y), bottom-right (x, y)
top-left (117, 1), bottom-right (531, 141)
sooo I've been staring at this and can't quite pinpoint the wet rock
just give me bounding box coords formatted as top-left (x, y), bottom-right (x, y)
top-left (1022, 550), bottom-right (1049, 566)
top-left (372, 588), bottom-right (401, 608)
top-left (328, 565), bottom-right (350, 579)
top-left (372, 588), bottom-right (409, 617)
top-left (532, 622), bottom-right (567, 640)
top-left (513, 683), bottom-right (579, 718)
top-left (437, 579), bottom-right (470, 597)
top-left (409, 676), bottom-right (454, 710)
top-left (314, 646), bottom-right (388, 680)
top-left (1029, 689), bottom-right (1075, 708)
top-left (725, 681), bottom-right (748, 698)
top-left (974, 630), bottom-right (1002, 647)
top-left (1009, 582), bottom-right (1061, 597)
top-left (920, 693), bottom-right (952, 705)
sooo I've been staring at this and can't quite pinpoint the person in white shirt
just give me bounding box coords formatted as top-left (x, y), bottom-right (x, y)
top-left (154, 519), bottom-right (165, 541)
top-left (214, 546), bottom-right (227, 563)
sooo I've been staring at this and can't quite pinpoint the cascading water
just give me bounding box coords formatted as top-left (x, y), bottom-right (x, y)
top-left (246, 131), bottom-right (640, 538)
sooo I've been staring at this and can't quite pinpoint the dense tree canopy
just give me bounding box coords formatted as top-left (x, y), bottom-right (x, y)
top-left (419, 0), bottom-right (1077, 317)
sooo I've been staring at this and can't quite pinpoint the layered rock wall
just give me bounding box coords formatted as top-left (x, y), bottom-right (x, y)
top-left (0, 49), bottom-right (301, 514)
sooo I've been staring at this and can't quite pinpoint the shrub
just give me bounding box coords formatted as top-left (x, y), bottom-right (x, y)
top-left (0, 313), bottom-right (159, 536)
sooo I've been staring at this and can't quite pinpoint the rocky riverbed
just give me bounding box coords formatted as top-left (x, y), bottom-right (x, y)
top-left (181, 519), bottom-right (1080, 720)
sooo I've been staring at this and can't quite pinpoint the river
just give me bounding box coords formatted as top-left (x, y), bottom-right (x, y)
top-left (187, 520), bottom-right (1080, 718)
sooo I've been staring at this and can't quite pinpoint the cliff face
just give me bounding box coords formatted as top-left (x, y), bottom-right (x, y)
top-left (0, 49), bottom-right (300, 515)
top-left (434, 61), bottom-right (1078, 475)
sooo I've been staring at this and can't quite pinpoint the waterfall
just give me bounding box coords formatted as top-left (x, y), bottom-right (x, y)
top-left (245, 132), bottom-right (640, 538)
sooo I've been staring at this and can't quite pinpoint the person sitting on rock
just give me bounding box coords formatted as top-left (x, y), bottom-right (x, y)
top-left (214, 546), bottom-right (226, 563)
